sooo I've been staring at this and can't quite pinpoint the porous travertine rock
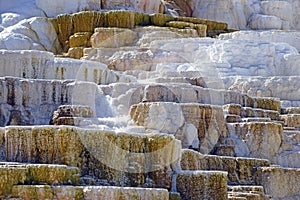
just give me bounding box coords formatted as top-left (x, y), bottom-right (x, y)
top-left (223, 104), bottom-right (242, 116)
top-left (51, 105), bottom-right (95, 125)
top-left (0, 128), bottom-right (5, 160)
top-left (242, 107), bottom-right (280, 121)
top-left (0, 164), bottom-right (27, 198)
top-left (176, 170), bottom-right (228, 200)
top-left (282, 107), bottom-right (300, 114)
top-left (167, 21), bottom-right (207, 37)
top-left (255, 166), bottom-right (300, 200)
top-left (0, 162), bottom-right (79, 198)
top-left (69, 32), bottom-right (92, 48)
top-left (233, 122), bottom-right (283, 162)
top-left (4, 126), bottom-right (181, 189)
top-left (176, 16), bottom-right (228, 37)
top-left (180, 149), bottom-right (270, 185)
top-left (228, 185), bottom-right (272, 200)
top-left (281, 114), bottom-right (300, 128)
top-left (91, 28), bottom-right (138, 48)
top-left (130, 102), bottom-right (229, 153)
top-left (11, 185), bottom-right (169, 200)
top-left (65, 47), bottom-right (85, 59)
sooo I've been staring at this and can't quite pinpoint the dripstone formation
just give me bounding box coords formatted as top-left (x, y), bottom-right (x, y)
top-left (0, 1), bottom-right (299, 200)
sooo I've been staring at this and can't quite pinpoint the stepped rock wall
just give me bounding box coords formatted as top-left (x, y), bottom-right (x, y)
top-left (0, 76), bottom-right (101, 126)
top-left (3, 126), bottom-right (181, 189)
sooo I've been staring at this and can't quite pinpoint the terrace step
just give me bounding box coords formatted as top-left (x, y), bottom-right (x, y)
top-left (176, 170), bottom-right (228, 200)
top-left (0, 162), bottom-right (80, 198)
top-left (256, 166), bottom-right (300, 200)
top-left (241, 117), bottom-right (271, 123)
top-left (281, 114), bottom-right (300, 128)
top-left (180, 149), bottom-right (270, 185)
top-left (228, 186), bottom-right (271, 200)
top-left (226, 114), bottom-right (242, 123)
top-left (9, 185), bottom-right (169, 200)
top-left (242, 107), bottom-right (279, 121)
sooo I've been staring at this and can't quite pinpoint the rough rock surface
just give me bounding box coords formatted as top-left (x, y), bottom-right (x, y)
top-left (130, 102), bottom-right (228, 153)
top-left (11, 185), bottom-right (169, 200)
top-left (181, 149), bottom-right (270, 185)
top-left (0, 162), bottom-right (80, 198)
top-left (176, 170), bottom-right (228, 200)
top-left (256, 166), bottom-right (300, 200)
top-left (4, 126), bottom-right (181, 189)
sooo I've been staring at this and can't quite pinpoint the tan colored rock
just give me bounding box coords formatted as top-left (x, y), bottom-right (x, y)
top-left (0, 128), bottom-right (4, 159)
top-left (106, 10), bottom-right (136, 28)
top-left (0, 165), bottom-right (27, 198)
top-left (11, 185), bottom-right (169, 200)
top-left (281, 114), bottom-right (300, 128)
top-left (176, 170), bottom-right (228, 200)
top-left (69, 32), bottom-right (91, 48)
top-left (256, 166), bottom-right (300, 200)
top-left (233, 122), bottom-right (283, 162)
top-left (167, 21), bottom-right (207, 37)
top-left (169, 192), bottom-right (182, 200)
top-left (26, 164), bottom-right (80, 185)
top-left (57, 11), bottom-right (105, 50)
top-left (177, 16), bottom-right (228, 36)
top-left (223, 104), bottom-right (242, 116)
top-left (228, 185), bottom-right (272, 200)
top-left (72, 11), bottom-right (105, 33)
top-left (0, 162), bottom-right (79, 198)
top-left (12, 185), bottom-right (54, 200)
top-left (51, 105), bottom-right (95, 125)
top-left (180, 149), bottom-right (270, 185)
top-left (65, 47), bottom-right (84, 59)
top-left (281, 107), bottom-right (300, 114)
top-left (254, 97), bottom-right (281, 112)
top-left (57, 14), bottom-right (73, 50)
top-left (243, 107), bottom-right (280, 121)
top-left (150, 13), bottom-right (174, 27)
top-left (91, 28), bottom-right (137, 48)
top-left (5, 126), bottom-right (181, 189)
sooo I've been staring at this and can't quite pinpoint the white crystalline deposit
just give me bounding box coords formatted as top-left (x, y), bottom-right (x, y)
top-left (0, 0), bottom-right (46, 28)
top-left (146, 37), bottom-right (299, 77)
top-left (0, 17), bottom-right (60, 53)
top-left (185, 0), bottom-right (300, 30)
top-left (0, 50), bottom-right (135, 84)
top-left (219, 30), bottom-right (300, 52)
top-left (226, 76), bottom-right (300, 101)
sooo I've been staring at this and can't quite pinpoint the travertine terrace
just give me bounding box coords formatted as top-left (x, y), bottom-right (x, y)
top-left (0, 0), bottom-right (299, 199)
